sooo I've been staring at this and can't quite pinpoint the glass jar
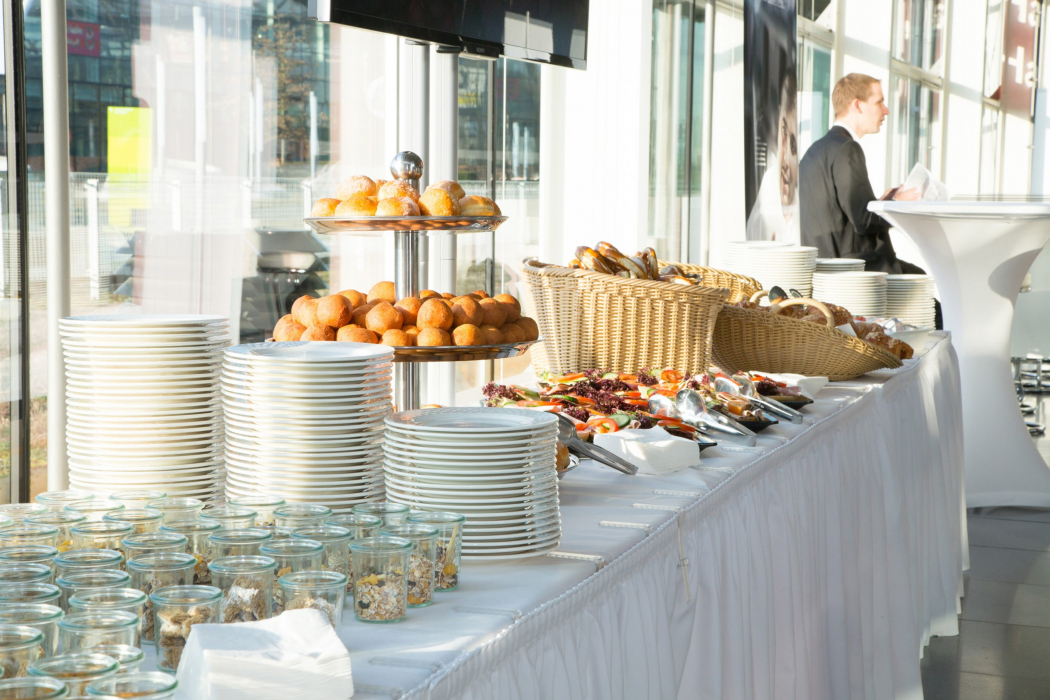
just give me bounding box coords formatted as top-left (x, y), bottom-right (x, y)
top-left (85, 645), bottom-right (142, 676)
top-left (226, 496), bottom-right (285, 527)
top-left (70, 524), bottom-right (135, 558)
top-left (349, 537), bottom-right (412, 623)
top-left (55, 572), bottom-right (130, 611)
top-left (0, 547), bottom-right (57, 576)
top-left (278, 572), bottom-right (346, 628)
top-left (0, 677), bottom-right (67, 698)
top-left (207, 529), bottom-right (272, 559)
top-left (406, 511), bottom-right (465, 591)
top-left (86, 671), bottom-right (177, 698)
top-left (198, 507), bottom-right (256, 531)
top-left (0, 564), bottom-right (52, 586)
top-left (381, 524), bottom-right (438, 607)
top-left (107, 492), bottom-right (166, 512)
top-left (207, 556), bottom-right (275, 623)
top-left (257, 540), bottom-right (323, 615)
top-left (125, 555), bottom-right (194, 644)
top-left (62, 504), bottom-right (123, 525)
top-left (0, 518), bottom-right (10, 531)
top-left (289, 526), bottom-right (351, 587)
top-left (67, 590), bottom-right (146, 634)
top-left (149, 586), bottom-right (220, 672)
top-left (0, 585), bottom-right (61, 607)
top-left (272, 505), bottom-right (331, 530)
top-left (0, 625), bottom-right (44, 678)
top-left (121, 535), bottom-right (186, 562)
top-left (35, 492), bottom-right (95, 514)
top-left (53, 552), bottom-right (123, 579)
top-left (0, 505), bottom-right (48, 521)
top-left (351, 502), bottom-right (410, 528)
top-left (261, 526), bottom-right (292, 541)
top-left (0, 606), bottom-right (63, 658)
top-left (157, 523), bottom-right (218, 586)
top-left (143, 499), bottom-right (201, 524)
top-left (25, 514), bottom-right (85, 555)
top-left (58, 612), bottom-right (139, 652)
top-left (102, 511), bottom-right (162, 536)
top-left (326, 513), bottom-right (382, 539)
top-left (29, 653), bottom-right (119, 695)
top-left (0, 527), bottom-right (59, 549)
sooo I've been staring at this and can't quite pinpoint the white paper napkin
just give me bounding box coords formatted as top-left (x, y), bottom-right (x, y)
top-left (175, 609), bottom-right (353, 700)
top-left (593, 429), bottom-right (698, 475)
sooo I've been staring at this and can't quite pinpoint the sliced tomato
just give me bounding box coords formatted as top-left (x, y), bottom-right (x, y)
top-left (573, 396), bottom-right (596, 406)
top-left (623, 398), bottom-right (649, 407)
top-left (516, 400), bottom-right (557, 407)
top-left (655, 388), bottom-right (677, 398)
top-left (657, 419), bottom-right (694, 433)
top-left (618, 373), bottom-right (639, 382)
top-left (661, 369), bottom-right (684, 383)
top-left (587, 417), bottom-right (619, 434)
top-left (552, 373), bottom-right (586, 383)
top-left (620, 391), bottom-right (645, 399)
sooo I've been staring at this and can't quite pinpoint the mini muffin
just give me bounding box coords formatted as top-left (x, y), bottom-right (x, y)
top-left (402, 325), bottom-right (420, 343)
top-left (367, 281), bottom-right (397, 304)
top-left (417, 299), bottom-right (454, 331)
top-left (472, 289), bottom-right (490, 299)
top-left (451, 296), bottom-right (484, 327)
top-left (516, 316), bottom-right (540, 341)
top-left (310, 198), bottom-right (340, 217)
top-left (366, 303), bottom-right (404, 335)
top-left (419, 187), bottom-right (459, 216)
top-left (337, 289), bottom-right (367, 308)
top-left (350, 303), bottom-right (375, 327)
top-left (334, 194), bottom-right (378, 217)
top-left (394, 297), bottom-right (423, 326)
top-left (335, 175), bottom-right (378, 200)
top-left (459, 195), bottom-right (495, 216)
top-left (416, 327), bottom-right (451, 347)
top-left (419, 290), bottom-right (441, 300)
top-left (480, 325), bottom-right (504, 345)
top-left (478, 298), bottom-right (508, 327)
top-left (376, 197), bottom-right (420, 217)
top-left (378, 180), bottom-right (420, 202)
top-left (499, 323), bottom-right (526, 343)
top-left (337, 326), bottom-right (378, 343)
top-left (452, 324), bottom-right (486, 346)
top-left (431, 180), bottom-right (466, 200)
top-left (301, 324), bottom-right (336, 341)
top-left (381, 329), bottom-right (412, 347)
top-left (493, 294), bottom-right (521, 322)
top-left (316, 295), bottom-right (353, 328)
top-left (274, 320), bottom-right (307, 342)
top-left (293, 296), bottom-right (320, 327)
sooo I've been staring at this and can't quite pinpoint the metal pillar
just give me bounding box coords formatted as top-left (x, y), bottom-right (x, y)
top-left (699, 0), bottom-right (716, 266)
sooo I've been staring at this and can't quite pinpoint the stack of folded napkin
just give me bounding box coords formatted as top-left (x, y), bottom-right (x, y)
top-left (594, 428), bottom-right (699, 475)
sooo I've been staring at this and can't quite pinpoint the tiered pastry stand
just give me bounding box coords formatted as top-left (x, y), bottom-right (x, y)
top-left (304, 152), bottom-right (539, 411)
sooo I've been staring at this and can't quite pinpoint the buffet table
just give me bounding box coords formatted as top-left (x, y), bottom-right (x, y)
top-left (334, 332), bottom-right (966, 700)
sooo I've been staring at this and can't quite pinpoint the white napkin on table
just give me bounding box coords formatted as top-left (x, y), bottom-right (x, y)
top-left (593, 429), bottom-right (698, 475)
top-left (175, 609), bottom-right (353, 700)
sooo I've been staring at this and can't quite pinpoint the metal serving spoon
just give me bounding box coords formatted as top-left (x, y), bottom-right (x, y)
top-left (555, 415), bottom-right (639, 475)
top-left (672, 389), bottom-right (758, 447)
top-left (714, 375), bottom-right (803, 424)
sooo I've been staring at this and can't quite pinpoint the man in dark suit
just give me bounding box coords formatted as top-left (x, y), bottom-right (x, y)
top-left (800, 74), bottom-right (922, 274)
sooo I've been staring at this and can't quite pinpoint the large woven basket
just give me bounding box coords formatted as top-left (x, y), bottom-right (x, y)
top-left (711, 297), bottom-right (903, 380)
top-left (661, 261), bottom-right (762, 303)
top-left (520, 259), bottom-right (730, 375)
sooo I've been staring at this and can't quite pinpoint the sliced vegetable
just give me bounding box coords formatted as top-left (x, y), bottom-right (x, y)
top-left (588, 417), bottom-right (619, 434)
top-left (609, 413), bottom-right (632, 428)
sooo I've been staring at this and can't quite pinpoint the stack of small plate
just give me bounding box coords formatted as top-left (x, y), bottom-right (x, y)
top-left (886, 274), bottom-right (937, 328)
top-left (722, 242), bottom-right (818, 295)
top-left (815, 257), bottom-right (866, 273)
top-left (383, 408), bottom-right (560, 560)
top-left (60, 315), bottom-right (229, 499)
top-left (812, 271), bottom-right (889, 317)
top-left (221, 342), bottom-right (393, 513)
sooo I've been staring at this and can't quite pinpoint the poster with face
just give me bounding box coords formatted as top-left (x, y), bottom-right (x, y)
top-left (743, 0), bottom-right (799, 242)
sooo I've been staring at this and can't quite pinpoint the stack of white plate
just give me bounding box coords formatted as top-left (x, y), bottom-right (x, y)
top-left (886, 274), bottom-right (937, 328)
top-left (383, 408), bottom-right (560, 560)
top-left (721, 242), bottom-right (818, 295)
top-left (815, 257), bottom-right (866, 273)
top-left (60, 315), bottom-right (229, 500)
top-left (812, 271), bottom-right (888, 317)
top-left (221, 342), bottom-right (393, 513)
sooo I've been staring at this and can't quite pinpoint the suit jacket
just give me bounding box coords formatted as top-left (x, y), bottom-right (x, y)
top-left (799, 126), bottom-right (902, 273)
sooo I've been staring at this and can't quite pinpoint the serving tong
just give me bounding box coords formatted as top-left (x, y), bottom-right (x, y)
top-left (647, 391), bottom-right (759, 447)
top-left (556, 415), bottom-right (639, 475)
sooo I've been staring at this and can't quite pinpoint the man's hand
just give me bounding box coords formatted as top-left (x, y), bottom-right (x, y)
top-left (892, 187), bottom-right (921, 201)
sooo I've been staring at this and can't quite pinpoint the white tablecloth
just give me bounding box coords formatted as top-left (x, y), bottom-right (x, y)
top-left (304, 334), bottom-right (967, 699)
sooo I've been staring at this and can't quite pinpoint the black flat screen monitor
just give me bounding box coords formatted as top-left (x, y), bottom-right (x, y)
top-left (308, 0), bottom-right (588, 69)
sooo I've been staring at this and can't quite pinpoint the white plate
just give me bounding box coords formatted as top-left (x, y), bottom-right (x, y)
top-left (385, 407), bottom-right (558, 434)
top-left (382, 431), bottom-right (557, 451)
top-left (382, 462), bottom-right (555, 483)
top-left (383, 485), bottom-right (558, 509)
top-left (61, 314), bottom-right (228, 326)
top-left (384, 472), bottom-right (557, 496)
top-left (383, 455), bottom-right (556, 474)
top-left (225, 342), bottom-right (393, 364)
top-left (463, 532), bottom-right (562, 549)
top-left (224, 453), bottom-right (383, 470)
top-left (460, 544), bottom-right (560, 560)
top-left (220, 383), bottom-right (390, 401)
top-left (382, 427), bottom-right (558, 446)
top-left (64, 355), bottom-right (224, 368)
top-left (224, 469), bottom-right (383, 489)
top-left (66, 407), bottom-right (222, 422)
top-left (463, 521), bottom-right (562, 541)
top-left (223, 424), bottom-right (383, 444)
top-left (220, 365), bottom-right (394, 380)
top-left (220, 396), bottom-right (391, 412)
top-left (382, 441), bottom-right (555, 461)
top-left (223, 418), bottom-right (386, 435)
top-left (225, 440), bottom-right (383, 459)
top-left (463, 519), bottom-right (562, 538)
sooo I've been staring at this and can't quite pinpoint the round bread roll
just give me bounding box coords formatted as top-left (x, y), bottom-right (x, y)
top-left (274, 319), bottom-right (307, 342)
top-left (291, 295), bottom-right (314, 319)
top-left (310, 198), bottom-right (340, 217)
top-left (293, 297), bottom-right (320, 327)
top-left (375, 179), bottom-right (388, 192)
top-left (419, 187), bottom-right (459, 216)
top-left (416, 327), bottom-right (451, 347)
top-left (472, 289), bottom-right (490, 299)
top-left (419, 290), bottom-right (441, 300)
top-left (441, 292), bottom-right (455, 300)
top-left (367, 281), bottom-right (397, 304)
top-left (316, 295), bottom-right (353, 328)
top-left (493, 294), bottom-right (521, 322)
top-left (394, 297), bottom-right (423, 326)
top-left (515, 316), bottom-right (540, 341)
top-left (301, 324), bottom-right (336, 341)
top-left (499, 323), bottom-right (526, 343)
top-left (335, 175), bottom-right (378, 201)
top-left (350, 303), bottom-right (375, 327)
top-left (337, 289), bottom-right (367, 308)
top-left (375, 197), bottom-right (420, 217)
top-left (492, 201), bottom-right (502, 216)
top-left (459, 195), bottom-right (496, 216)
top-left (381, 329), bottom-right (412, 347)
top-left (451, 297), bottom-right (484, 327)
top-left (417, 299), bottom-right (454, 331)
top-left (480, 325), bottom-right (504, 345)
top-left (478, 298), bottom-right (508, 327)
top-left (431, 180), bottom-right (466, 201)
top-left (334, 194), bottom-right (378, 217)
top-left (272, 314), bottom-right (294, 337)
top-left (337, 326), bottom-right (378, 343)
top-left (402, 325), bottom-right (420, 342)
top-left (378, 180), bottom-right (420, 202)
top-left (365, 303), bottom-right (403, 335)
top-left (452, 324), bottom-right (486, 346)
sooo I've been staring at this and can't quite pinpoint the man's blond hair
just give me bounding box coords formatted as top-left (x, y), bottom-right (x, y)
top-left (832, 74), bottom-right (880, 117)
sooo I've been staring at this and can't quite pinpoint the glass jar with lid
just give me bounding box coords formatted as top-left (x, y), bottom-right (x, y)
top-left (207, 556), bottom-right (276, 623)
top-left (226, 496), bottom-right (285, 527)
top-left (0, 526), bottom-right (59, 549)
top-left (70, 524), bottom-right (135, 558)
top-left (350, 502), bottom-right (410, 528)
top-left (0, 606), bottom-right (62, 657)
top-left (0, 625), bottom-right (44, 677)
top-left (86, 643), bottom-right (143, 675)
top-left (381, 524), bottom-right (438, 607)
top-left (207, 529), bottom-right (272, 560)
top-left (0, 564), bottom-right (52, 587)
top-left (257, 540), bottom-right (323, 615)
top-left (53, 551), bottom-right (123, 579)
top-left (103, 511), bottom-right (162, 536)
top-left (198, 507), bottom-right (256, 531)
top-left (55, 571), bottom-right (130, 611)
top-left (278, 571), bottom-right (347, 627)
top-left (58, 611), bottom-right (139, 652)
top-left (143, 498), bottom-right (201, 524)
top-left (326, 515), bottom-right (382, 588)
top-left (125, 554), bottom-right (194, 644)
top-left (29, 652), bottom-right (119, 695)
top-left (0, 547), bottom-right (57, 576)
top-left (349, 537), bottom-right (412, 623)
top-left (272, 505), bottom-right (331, 530)
top-left (157, 522), bottom-right (218, 586)
top-left (25, 513), bottom-right (85, 554)
top-left (149, 586), bottom-right (221, 671)
top-left (35, 491), bottom-right (95, 514)
top-left (121, 534), bottom-right (186, 562)
top-left (0, 677), bottom-right (67, 698)
top-left (63, 502), bottom-right (124, 524)
top-left (0, 584), bottom-right (61, 607)
top-left (0, 504), bottom-right (48, 521)
top-left (67, 589), bottom-right (146, 634)
top-left (108, 491), bottom-right (166, 511)
top-left (289, 526), bottom-right (351, 589)
top-left (86, 671), bottom-right (178, 699)
top-left (406, 511), bottom-right (465, 591)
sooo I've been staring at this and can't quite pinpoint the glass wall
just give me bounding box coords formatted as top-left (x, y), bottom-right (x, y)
top-left (888, 75), bottom-right (941, 184)
top-left (797, 38), bottom-right (832, 158)
top-left (892, 0), bottom-right (946, 74)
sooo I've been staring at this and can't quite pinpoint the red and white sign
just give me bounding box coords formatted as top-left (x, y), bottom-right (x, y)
top-left (67, 20), bottom-right (100, 58)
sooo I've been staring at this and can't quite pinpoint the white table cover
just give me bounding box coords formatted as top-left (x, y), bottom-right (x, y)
top-left (195, 333), bottom-right (966, 700)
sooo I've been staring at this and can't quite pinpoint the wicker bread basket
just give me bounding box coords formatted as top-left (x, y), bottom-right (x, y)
top-left (711, 295), bottom-right (903, 381)
top-left (662, 261), bottom-right (762, 303)
top-left (520, 259), bottom-right (730, 375)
